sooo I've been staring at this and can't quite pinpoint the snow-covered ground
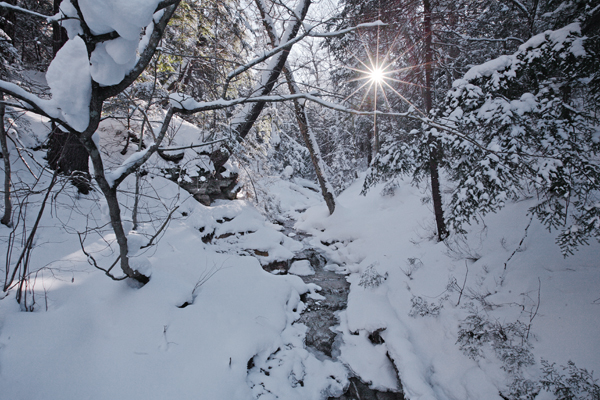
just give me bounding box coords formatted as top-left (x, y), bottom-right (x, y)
top-left (0, 112), bottom-right (599, 400)
top-left (297, 178), bottom-right (600, 399)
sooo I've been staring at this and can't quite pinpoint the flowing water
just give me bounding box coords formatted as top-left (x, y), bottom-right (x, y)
top-left (271, 221), bottom-right (405, 400)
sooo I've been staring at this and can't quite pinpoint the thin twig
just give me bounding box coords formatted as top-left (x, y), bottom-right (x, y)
top-left (4, 172), bottom-right (58, 293)
top-left (457, 261), bottom-right (469, 306)
top-left (157, 138), bottom-right (228, 152)
top-left (526, 278), bottom-right (541, 340)
top-left (140, 205), bottom-right (180, 250)
top-left (504, 215), bottom-right (534, 271)
top-left (77, 232), bottom-right (127, 281)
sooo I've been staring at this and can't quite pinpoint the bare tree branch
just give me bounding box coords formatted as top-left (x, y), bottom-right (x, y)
top-left (78, 232), bottom-right (127, 281)
top-left (157, 138), bottom-right (228, 152)
top-left (140, 205), bottom-right (180, 250)
top-left (110, 107), bottom-right (175, 188)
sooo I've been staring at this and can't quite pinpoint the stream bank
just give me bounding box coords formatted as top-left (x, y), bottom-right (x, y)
top-left (267, 221), bottom-right (405, 400)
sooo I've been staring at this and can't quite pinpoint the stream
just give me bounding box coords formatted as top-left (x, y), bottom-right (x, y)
top-left (272, 221), bottom-right (405, 400)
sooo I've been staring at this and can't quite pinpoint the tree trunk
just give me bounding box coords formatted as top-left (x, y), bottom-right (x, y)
top-left (423, 0), bottom-right (447, 241)
top-left (0, 92), bottom-right (11, 226)
top-left (80, 124), bottom-right (149, 284)
top-left (47, 125), bottom-right (91, 194)
top-left (211, 0), bottom-right (312, 173)
top-left (255, 0), bottom-right (335, 214)
top-left (366, 128), bottom-right (373, 166)
top-left (52, 0), bottom-right (67, 55)
top-left (47, 0), bottom-right (90, 194)
top-left (286, 82), bottom-right (336, 214)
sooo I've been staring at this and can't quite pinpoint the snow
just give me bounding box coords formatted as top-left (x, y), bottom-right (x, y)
top-left (90, 36), bottom-right (139, 86)
top-left (90, 42), bottom-right (136, 86)
top-left (74, 0), bottom-right (165, 87)
top-left (78, 0), bottom-right (162, 41)
top-left (295, 176), bottom-right (600, 399)
top-left (138, 20), bottom-right (155, 54)
top-left (289, 260), bottom-right (315, 276)
top-left (56, 0), bottom-right (83, 39)
top-left (45, 36), bottom-right (91, 131)
top-left (1, 109), bottom-right (598, 400)
top-left (462, 55), bottom-right (515, 82)
top-left (0, 120), bottom-right (345, 399)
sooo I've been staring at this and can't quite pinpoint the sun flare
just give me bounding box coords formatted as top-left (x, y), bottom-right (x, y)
top-left (342, 28), bottom-right (430, 117)
top-left (369, 67), bottom-right (385, 84)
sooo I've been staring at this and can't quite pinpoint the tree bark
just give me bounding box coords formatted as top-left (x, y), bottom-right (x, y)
top-left (423, 0), bottom-right (447, 241)
top-left (211, 0), bottom-right (312, 173)
top-left (0, 92), bottom-right (11, 226)
top-left (52, 0), bottom-right (67, 54)
top-left (286, 82), bottom-right (336, 214)
top-left (80, 116), bottom-right (150, 284)
top-left (255, 0), bottom-right (335, 214)
top-left (47, 0), bottom-right (90, 194)
top-left (47, 125), bottom-right (91, 194)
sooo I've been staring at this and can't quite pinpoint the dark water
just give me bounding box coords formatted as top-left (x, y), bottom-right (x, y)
top-left (271, 221), bottom-right (405, 400)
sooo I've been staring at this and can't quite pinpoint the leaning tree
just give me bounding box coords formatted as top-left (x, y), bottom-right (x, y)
top-left (0, 0), bottom-right (383, 287)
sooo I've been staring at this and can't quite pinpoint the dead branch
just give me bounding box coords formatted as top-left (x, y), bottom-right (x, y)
top-left (77, 232), bottom-right (126, 281)
top-left (140, 205), bottom-right (180, 250)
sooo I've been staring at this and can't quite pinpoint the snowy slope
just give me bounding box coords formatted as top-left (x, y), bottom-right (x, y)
top-left (1, 111), bottom-right (598, 400)
top-left (296, 177), bottom-right (600, 400)
top-left (0, 112), bottom-right (346, 400)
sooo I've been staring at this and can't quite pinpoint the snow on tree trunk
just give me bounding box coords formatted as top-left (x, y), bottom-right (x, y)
top-left (255, 0), bottom-right (336, 214)
top-left (0, 93), bottom-right (11, 226)
top-left (424, 0), bottom-right (447, 241)
top-left (211, 0), bottom-right (312, 173)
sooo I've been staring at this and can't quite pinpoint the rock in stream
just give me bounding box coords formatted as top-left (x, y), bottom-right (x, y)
top-left (270, 222), bottom-right (405, 400)
top-left (293, 249), bottom-right (349, 357)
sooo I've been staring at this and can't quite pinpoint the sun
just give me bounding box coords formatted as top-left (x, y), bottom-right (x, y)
top-left (369, 67), bottom-right (385, 84)
top-left (340, 27), bottom-right (431, 155)
top-left (341, 28), bottom-right (428, 116)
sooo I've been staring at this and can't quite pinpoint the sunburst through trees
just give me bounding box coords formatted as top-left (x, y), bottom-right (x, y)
top-left (342, 24), bottom-right (430, 156)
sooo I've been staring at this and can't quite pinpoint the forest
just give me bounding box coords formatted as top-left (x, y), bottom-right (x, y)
top-left (0, 0), bottom-right (598, 399)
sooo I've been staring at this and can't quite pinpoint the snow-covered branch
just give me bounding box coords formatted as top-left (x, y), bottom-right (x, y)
top-left (0, 2), bottom-right (53, 21)
top-left (309, 20), bottom-right (385, 37)
top-left (169, 88), bottom-right (501, 160)
top-left (221, 20), bottom-right (386, 97)
top-left (0, 80), bottom-right (65, 127)
top-left (170, 92), bottom-right (320, 113)
top-left (107, 107), bottom-right (175, 188)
